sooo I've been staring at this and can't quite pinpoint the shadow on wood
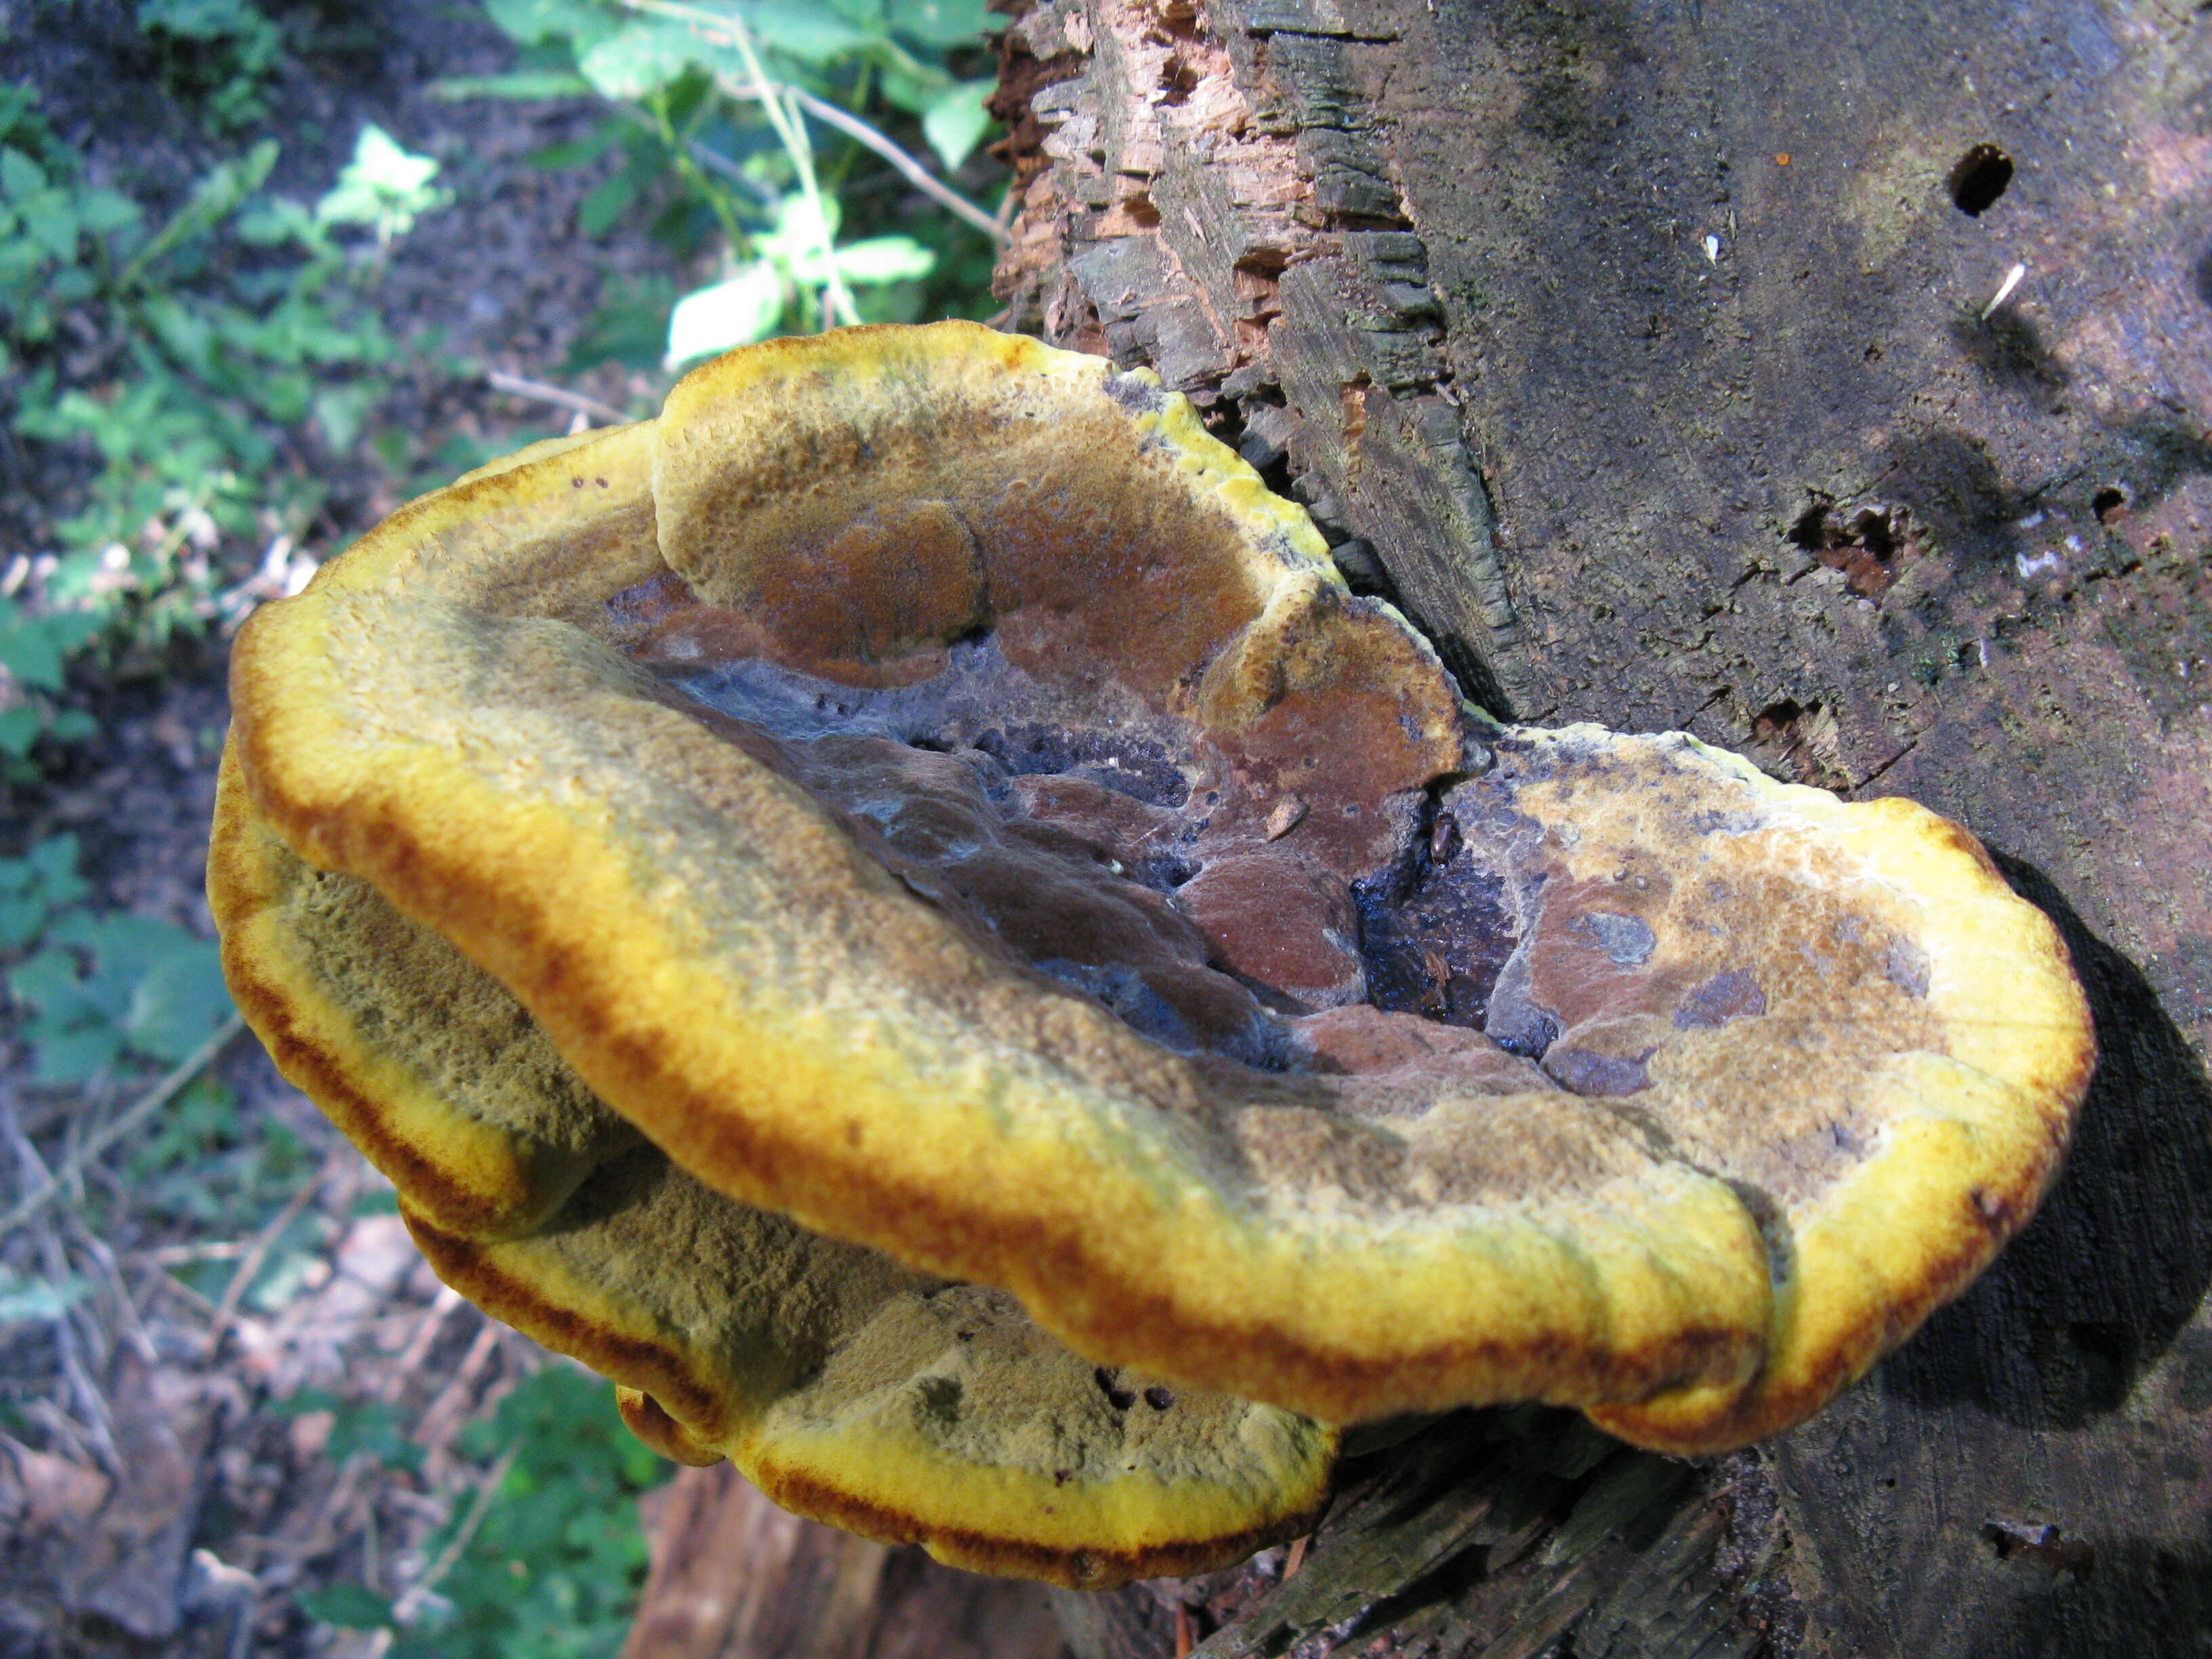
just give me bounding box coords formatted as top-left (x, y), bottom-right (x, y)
top-left (1883, 854), bottom-right (2212, 1429)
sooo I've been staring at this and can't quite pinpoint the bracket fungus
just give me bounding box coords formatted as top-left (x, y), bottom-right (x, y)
top-left (211, 321), bottom-right (2093, 1583)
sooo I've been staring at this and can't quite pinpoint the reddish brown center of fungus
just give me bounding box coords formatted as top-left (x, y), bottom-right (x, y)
top-left (605, 573), bottom-right (1839, 1108)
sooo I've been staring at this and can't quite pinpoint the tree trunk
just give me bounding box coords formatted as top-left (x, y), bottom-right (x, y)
top-left (988, 1), bottom-right (2212, 1653)
top-left (621, 1464), bottom-right (1068, 1659)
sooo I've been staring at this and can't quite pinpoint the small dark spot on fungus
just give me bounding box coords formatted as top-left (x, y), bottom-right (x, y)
top-left (1885, 937), bottom-right (1932, 999)
top-left (1971, 1187), bottom-right (2011, 1229)
top-left (1569, 911), bottom-right (1657, 968)
top-left (1053, 1469), bottom-right (1073, 1486)
top-left (571, 476), bottom-right (586, 489)
top-left (1676, 969), bottom-right (1767, 1029)
top-left (1949, 144), bottom-right (2015, 216)
top-left (1544, 1046), bottom-right (1653, 1097)
top-left (1094, 1367), bottom-right (1137, 1410)
top-left (1144, 1385), bottom-right (1175, 1410)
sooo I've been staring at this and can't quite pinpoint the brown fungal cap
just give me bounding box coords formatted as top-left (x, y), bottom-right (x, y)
top-left (216, 321), bottom-right (2092, 1493)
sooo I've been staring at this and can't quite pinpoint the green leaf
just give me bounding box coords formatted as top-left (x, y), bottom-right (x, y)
top-left (831, 234), bottom-right (935, 284)
top-left (919, 78), bottom-right (994, 171)
top-left (886, 0), bottom-right (994, 47)
top-left (743, 3), bottom-right (876, 62)
top-left (876, 60), bottom-right (956, 116)
top-left (0, 147), bottom-right (47, 200)
top-left (9, 905), bottom-right (234, 1080)
top-left (0, 617), bottom-right (64, 689)
top-left (0, 899), bottom-right (43, 950)
top-left (27, 1023), bottom-right (121, 1086)
top-left (429, 69), bottom-right (596, 101)
top-left (233, 195), bottom-right (322, 247)
top-left (577, 21), bottom-right (718, 101)
top-left (480, 0), bottom-right (618, 49)
top-left (576, 169), bottom-right (640, 239)
top-left (527, 119), bottom-right (626, 171)
top-left (0, 707), bottom-right (40, 760)
top-left (75, 188), bottom-right (142, 237)
top-left (125, 934), bottom-right (234, 1063)
top-left (665, 263), bottom-right (784, 365)
top-left (758, 188), bottom-right (838, 256)
top-left (45, 709), bottom-right (96, 743)
top-left (28, 834), bottom-right (87, 897)
top-left (562, 278), bottom-right (678, 373)
top-left (137, 0), bottom-right (270, 41)
top-left (0, 605), bottom-right (100, 692)
top-left (20, 193), bottom-right (79, 262)
top-left (312, 382), bottom-right (376, 451)
top-left (300, 1584), bottom-right (394, 1631)
top-left (316, 126), bottom-right (449, 242)
top-left (0, 1268), bottom-right (90, 1324)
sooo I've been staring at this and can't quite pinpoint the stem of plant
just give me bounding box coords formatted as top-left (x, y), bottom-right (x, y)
top-left (649, 89), bottom-right (747, 253)
top-left (637, 0), bottom-right (853, 328)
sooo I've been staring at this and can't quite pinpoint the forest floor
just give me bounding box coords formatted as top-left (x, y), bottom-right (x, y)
top-left (0, 0), bottom-right (693, 1652)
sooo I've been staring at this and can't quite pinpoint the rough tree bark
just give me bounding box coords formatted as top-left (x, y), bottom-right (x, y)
top-left (973, 1), bottom-right (2212, 1654)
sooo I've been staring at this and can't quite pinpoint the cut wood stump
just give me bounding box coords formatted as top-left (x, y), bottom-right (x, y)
top-left (623, 1465), bottom-right (1069, 1659)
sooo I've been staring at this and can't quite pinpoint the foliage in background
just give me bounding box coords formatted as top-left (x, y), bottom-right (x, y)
top-left (136, 0), bottom-right (287, 131)
top-left (1, 3), bottom-right (1001, 1650)
top-left (0, 833), bottom-right (234, 1086)
top-left (0, 75), bottom-right (443, 769)
top-left (295, 1365), bottom-right (669, 1658)
top-left (441, 0), bottom-right (1006, 371)
top-left (1, 0), bottom-right (1008, 777)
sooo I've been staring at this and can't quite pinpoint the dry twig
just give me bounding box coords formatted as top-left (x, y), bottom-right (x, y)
top-left (387, 1440), bottom-right (523, 1629)
top-left (0, 1012), bottom-right (248, 1237)
top-left (204, 1162), bottom-right (331, 1359)
top-left (483, 369), bottom-right (634, 427)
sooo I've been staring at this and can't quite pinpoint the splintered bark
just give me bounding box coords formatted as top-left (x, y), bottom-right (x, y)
top-left (988, 1), bottom-right (2212, 1654)
top-left (620, 1465), bottom-right (1067, 1659)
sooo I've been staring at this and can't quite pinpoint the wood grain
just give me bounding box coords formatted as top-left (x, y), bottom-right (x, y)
top-left (994, 1), bottom-right (2212, 1652)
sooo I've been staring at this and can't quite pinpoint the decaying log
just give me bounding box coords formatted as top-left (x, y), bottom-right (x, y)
top-left (622, 1465), bottom-right (1067, 1659)
top-left (990, 1), bottom-right (2212, 1654)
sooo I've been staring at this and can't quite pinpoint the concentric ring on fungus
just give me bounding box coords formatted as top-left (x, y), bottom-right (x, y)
top-left (212, 322), bottom-right (2095, 1582)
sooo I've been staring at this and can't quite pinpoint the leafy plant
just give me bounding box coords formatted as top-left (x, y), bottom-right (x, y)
top-left (441, 0), bottom-right (1005, 369)
top-left (0, 834), bottom-right (234, 1086)
top-left (281, 1389), bottom-right (430, 1473)
top-left (297, 1365), bottom-right (669, 1658)
top-left (135, 0), bottom-right (287, 132)
top-left (1, 84), bottom-right (449, 760)
top-left (0, 598), bottom-right (102, 758)
top-left (401, 1366), bottom-right (665, 1659)
top-left (314, 124), bottom-right (455, 255)
top-left (0, 834), bottom-right (88, 949)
